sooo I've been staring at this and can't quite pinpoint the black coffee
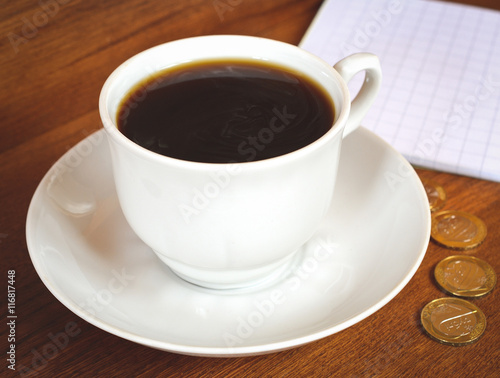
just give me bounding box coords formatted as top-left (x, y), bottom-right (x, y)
top-left (117, 59), bottom-right (335, 163)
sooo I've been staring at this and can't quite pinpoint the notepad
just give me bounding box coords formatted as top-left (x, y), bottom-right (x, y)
top-left (300, 0), bottom-right (500, 182)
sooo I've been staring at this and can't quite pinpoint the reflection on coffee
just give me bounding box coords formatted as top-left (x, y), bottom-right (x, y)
top-left (117, 59), bottom-right (335, 163)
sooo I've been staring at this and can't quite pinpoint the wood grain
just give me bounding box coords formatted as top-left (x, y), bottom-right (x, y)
top-left (1, 0), bottom-right (499, 377)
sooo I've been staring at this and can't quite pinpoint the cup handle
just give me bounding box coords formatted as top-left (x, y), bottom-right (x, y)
top-left (333, 53), bottom-right (382, 137)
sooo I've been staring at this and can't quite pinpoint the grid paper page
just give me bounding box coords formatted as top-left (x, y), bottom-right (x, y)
top-left (300, 0), bottom-right (500, 182)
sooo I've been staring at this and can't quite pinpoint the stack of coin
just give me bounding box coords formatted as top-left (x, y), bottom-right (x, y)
top-left (431, 210), bottom-right (487, 250)
top-left (422, 178), bottom-right (446, 212)
top-left (421, 297), bottom-right (486, 346)
top-left (419, 178), bottom-right (496, 346)
top-left (434, 255), bottom-right (496, 298)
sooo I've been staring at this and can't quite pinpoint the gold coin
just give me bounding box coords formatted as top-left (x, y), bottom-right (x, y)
top-left (431, 210), bottom-right (487, 250)
top-left (435, 255), bottom-right (496, 297)
top-left (421, 297), bottom-right (486, 346)
top-left (421, 178), bottom-right (446, 212)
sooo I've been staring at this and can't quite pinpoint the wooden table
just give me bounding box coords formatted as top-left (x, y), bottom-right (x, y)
top-left (1, 0), bottom-right (499, 376)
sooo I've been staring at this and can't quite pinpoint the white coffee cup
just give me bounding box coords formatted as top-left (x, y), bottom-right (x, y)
top-left (99, 35), bottom-right (381, 289)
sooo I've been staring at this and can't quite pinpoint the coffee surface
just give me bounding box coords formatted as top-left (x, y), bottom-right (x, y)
top-left (118, 59), bottom-right (334, 163)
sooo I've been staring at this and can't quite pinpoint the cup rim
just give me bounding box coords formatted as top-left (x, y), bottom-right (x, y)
top-left (99, 35), bottom-right (351, 169)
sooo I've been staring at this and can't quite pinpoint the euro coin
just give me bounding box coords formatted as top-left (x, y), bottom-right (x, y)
top-left (431, 210), bottom-right (487, 249)
top-left (421, 297), bottom-right (486, 346)
top-left (435, 255), bottom-right (496, 297)
top-left (421, 178), bottom-right (446, 212)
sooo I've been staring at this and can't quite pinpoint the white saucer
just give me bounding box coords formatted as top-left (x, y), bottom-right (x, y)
top-left (26, 127), bottom-right (430, 357)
